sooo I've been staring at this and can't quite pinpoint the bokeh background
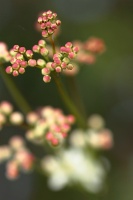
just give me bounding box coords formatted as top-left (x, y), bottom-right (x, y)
top-left (0, 0), bottom-right (133, 199)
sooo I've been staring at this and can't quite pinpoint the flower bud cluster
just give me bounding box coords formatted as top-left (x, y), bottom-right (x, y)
top-left (72, 37), bottom-right (105, 67)
top-left (6, 45), bottom-right (35, 76)
top-left (84, 37), bottom-right (105, 53)
top-left (69, 114), bottom-right (113, 150)
top-left (32, 39), bottom-right (48, 57)
top-left (0, 42), bottom-right (11, 63)
top-left (0, 101), bottom-right (24, 128)
top-left (0, 136), bottom-right (34, 179)
top-left (5, 40), bottom-right (51, 77)
top-left (26, 106), bottom-right (75, 146)
top-left (41, 42), bottom-right (79, 82)
top-left (38, 10), bottom-right (61, 38)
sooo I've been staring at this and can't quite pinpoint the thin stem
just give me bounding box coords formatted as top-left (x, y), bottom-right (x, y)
top-left (49, 36), bottom-right (56, 54)
top-left (50, 36), bottom-right (87, 129)
top-left (52, 72), bottom-right (87, 129)
top-left (0, 67), bottom-right (31, 114)
top-left (66, 76), bottom-right (87, 120)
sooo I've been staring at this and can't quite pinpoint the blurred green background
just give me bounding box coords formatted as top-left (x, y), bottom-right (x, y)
top-left (1, 0), bottom-right (133, 199)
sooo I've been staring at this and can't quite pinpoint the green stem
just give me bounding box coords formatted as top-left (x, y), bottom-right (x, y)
top-left (52, 72), bottom-right (87, 129)
top-left (50, 36), bottom-right (87, 129)
top-left (66, 76), bottom-right (87, 120)
top-left (0, 67), bottom-right (31, 114)
top-left (49, 36), bottom-right (56, 54)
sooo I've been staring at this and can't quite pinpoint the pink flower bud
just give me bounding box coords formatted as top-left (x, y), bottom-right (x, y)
top-left (10, 58), bottom-right (16, 64)
top-left (40, 47), bottom-right (49, 56)
top-left (42, 12), bottom-right (47, 16)
top-left (41, 67), bottom-right (50, 75)
top-left (43, 75), bottom-right (51, 83)
top-left (68, 52), bottom-right (75, 59)
top-left (47, 10), bottom-right (52, 15)
top-left (54, 58), bottom-right (61, 65)
top-left (38, 16), bottom-right (43, 23)
top-left (46, 21), bottom-right (51, 27)
top-left (46, 132), bottom-right (53, 141)
top-left (26, 50), bottom-right (33, 58)
top-left (73, 46), bottom-right (79, 53)
top-left (13, 70), bottom-right (19, 76)
top-left (65, 42), bottom-right (72, 48)
top-left (51, 138), bottom-right (59, 146)
top-left (51, 23), bottom-right (57, 30)
top-left (28, 59), bottom-right (37, 67)
top-left (19, 67), bottom-right (25, 74)
top-left (6, 66), bottom-right (13, 74)
top-left (26, 112), bottom-right (39, 125)
top-left (51, 62), bottom-right (56, 69)
top-left (32, 45), bottom-right (40, 52)
top-left (60, 46), bottom-right (67, 53)
top-left (42, 30), bottom-right (48, 38)
top-left (56, 20), bottom-right (61, 26)
top-left (13, 45), bottom-right (19, 52)
top-left (67, 115), bottom-right (75, 124)
top-left (47, 14), bottom-right (53, 20)
top-left (6, 160), bottom-right (19, 179)
top-left (19, 47), bottom-right (26, 54)
top-left (20, 60), bottom-right (27, 68)
top-left (55, 66), bottom-right (61, 73)
top-left (61, 62), bottom-right (67, 69)
top-left (38, 40), bottom-right (46, 47)
top-left (16, 53), bottom-right (23, 60)
top-left (40, 23), bottom-right (46, 29)
top-left (48, 28), bottom-right (54, 35)
top-left (12, 63), bottom-right (19, 70)
top-left (0, 101), bottom-right (13, 115)
top-left (42, 16), bottom-right (48, 22)
top-left (52, 13), bottom-right (57, 18)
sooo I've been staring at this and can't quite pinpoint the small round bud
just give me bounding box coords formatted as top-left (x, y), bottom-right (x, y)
top-left (40, 48), bottom-right (49, 56)
top-left (20, 60), bottom-right (27, 68)
top-left (19, 67), bottom-right (25, 74)
top-left (42, 30), bottom-right (48, 38)
top-left (19, 47), bottom-right (26, 54)
top-left (38, 40), bottom-right (46, 47)
top-left (9, 136), bottom-right (24, 150)
top-left (28, 59), bottom-right (37, 67)
top-left (0, 101), bottom-right (13, 115)
top-left (12, 63), bottom-right (19, 70)
top-left (43, 75), bottom-right (51, 83)
top-left (68, 52), bottom-right (75, 59)
top-left (12, 70), bottom-right (19, 76)
top-left (10, 112), bottom-right (24, 125)
top-left (32, 45), bottom-right (40, 52)
top-left (13, 45), bottom-right (19, 52)
top-left (55, 66), bottom-right (62, 73)
top-left (41, 67), bottom-right (50, 75)
top-left (6, 66), bottom-right (13, 74)
top-left (56, 20), bottom-right (61, 26)
top-left (37, 59), bottom-right (46, 67)
top-left (26, 112), bottom-right (39, 125)
top-left (67, 64), bottom-right (73, 70)
top-left (26, 50), bottom-right (33, 58)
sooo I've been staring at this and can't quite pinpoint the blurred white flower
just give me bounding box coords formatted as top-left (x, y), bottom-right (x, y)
top-left (42, 148), bottom-right (107, 193)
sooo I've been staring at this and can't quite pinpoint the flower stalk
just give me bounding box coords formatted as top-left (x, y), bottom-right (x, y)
top-left (0, 67), bottom-right (31, 114)
top-left (50, 36), bottom-right (87, 129)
